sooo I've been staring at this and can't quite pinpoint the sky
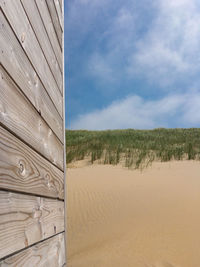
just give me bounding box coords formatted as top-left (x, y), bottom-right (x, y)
top-left (64, 0), bottom-right (200, 130)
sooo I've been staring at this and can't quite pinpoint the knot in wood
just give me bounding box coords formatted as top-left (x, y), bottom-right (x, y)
top-left (44, 173), bottom-right (52, 188)
top-left (21, 33), bottom-right (26, 43)
top-left (18, 160), bottom-right (26, 177)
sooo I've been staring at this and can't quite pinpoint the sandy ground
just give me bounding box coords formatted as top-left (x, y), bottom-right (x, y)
top-left (67, 161), bottom-right (200, 267)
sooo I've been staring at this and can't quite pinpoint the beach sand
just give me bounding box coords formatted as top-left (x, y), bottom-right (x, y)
top-left (67, 161), bottom-right (200, 267)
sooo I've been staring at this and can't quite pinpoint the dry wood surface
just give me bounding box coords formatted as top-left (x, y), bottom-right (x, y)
top-left (0, 66), bottom-right (64, 171)
top-left (1, 0), bottom-right (63, 116)
top-left (46, 0), bottom-right (62, 48)
top-left (54, 0), bottom-right (63, 31)
top-left (21, 0), bottom-right (63, 94)
top-left (0, 0), bottom-right (66, 264)
top-left (0, 191), bottom-right (64, 259)
top-left (0, 233), bottom-right (65, 267)
top-left (0, 126), bottom-right (64, 199)
top-left (35, 0), bottom-right (62, 71)
top-left (59, 0), bottom-right (63, 14)
top-left (0, 11), bottom-right (63, 142)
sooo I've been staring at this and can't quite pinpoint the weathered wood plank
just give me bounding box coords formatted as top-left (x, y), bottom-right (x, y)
top-left (0, 233), bottom-right (65, 267)
top-left (0, 191), bottom-right (64, 259)
top-left (46, 0), bottom-right (62, 49)
top-left (59, 0), bottom-right (63, 13)
top-left (1, 0), bottom-right (63, 116)
top-left (0, 126), bottom-right (64, 199)
top-left (35, 0), bottom-right (62, 72)
top-left (54, 0), bottom-right (63, 31)
top-left (0, 11), bottom-right (63, 142)
top-left (0, 66), bottom-right (64, 171)
top-left (21, 0), bottom-right (63, 94)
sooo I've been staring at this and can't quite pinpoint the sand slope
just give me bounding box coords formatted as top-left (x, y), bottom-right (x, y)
top-left (67, 161), bottom-right (200, 267)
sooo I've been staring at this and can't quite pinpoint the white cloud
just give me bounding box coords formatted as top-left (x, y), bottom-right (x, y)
top-left (66, 0), bottom-right (200, 129)
top-left (128, 0), bottom-right (200, 86)
top-left (70, 92), bottom-right (200, 130)
top-left (87, 6), bottom-right (137, 84)
top-left (66, 0), bottom-right (200, 86)
top-left (76, 0), bottom-right (200, 87)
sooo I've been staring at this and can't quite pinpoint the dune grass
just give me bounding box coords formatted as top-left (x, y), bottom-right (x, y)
top-left (66, 128), bottom-right (200, 168)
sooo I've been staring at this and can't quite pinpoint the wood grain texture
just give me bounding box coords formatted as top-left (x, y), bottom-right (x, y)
top-left (0, 66), bottom-right (64, 171)
top-left (54, 0), bottom-right (63, 31)
top-left (0, 11), bottom-right (63, 142)
top-left (21, 0), bottom-right (63, 94)
top-left (0, 0), bottom-right (66, 263)
top-left (0, 191), bottom-right (64, 259)
top-left (59, 0), bottom-right (63, 13)
top-left (1, 0), bottom-right (63, 116)
top-left (0, 126), bottom-right (64, 199)
top-left (0, 233), bottom-right (65, 267)
top-left (35, 0), bottom-right (62, 72)
top-left (46, 0), bottom-right (62, 49)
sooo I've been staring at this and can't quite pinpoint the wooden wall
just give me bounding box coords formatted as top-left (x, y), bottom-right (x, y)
top-left (0, 0), bottom-right (66, 265)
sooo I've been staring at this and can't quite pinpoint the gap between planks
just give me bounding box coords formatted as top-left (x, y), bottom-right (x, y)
top-left (1, 0), bottom-right (63, 115)
top-left (0, 231), bottom-right (65, 267)
top-left (0, 10), bottom-right (63, 143)
top-left (0, 65), bottom-right (64, 171)
top-left (0, 190), bottom-right (65, 259)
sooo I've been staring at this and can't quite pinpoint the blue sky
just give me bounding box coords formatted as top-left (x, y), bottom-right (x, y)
top-left (65, 0), bottom-right (200, 130)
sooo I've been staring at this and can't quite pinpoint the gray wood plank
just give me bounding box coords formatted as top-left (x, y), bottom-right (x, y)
top-left (0, 10), bottom-right (63, 142)
top-left (1, 0), bottom-right (63, 116)
top-left (0, 191), bottom-right (64, 259)
top-left (21, 0), bottom-right (63, 94)
top-left (35, 0), bottom-right (62, 72)
top-left (0, 66), bottom-right (64, 171)
top-left (54, 0), bottom-right (63, 31)
top-left (0, 126), bottom-right (64, 199)
top-left (0, 233), bottom-right (65, 267)
top-left (59, 0), bottom-right (63, 13)
top-left (46, 0), bottom-right (62, 49)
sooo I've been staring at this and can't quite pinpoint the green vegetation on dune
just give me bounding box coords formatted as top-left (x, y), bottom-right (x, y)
top-left (66, 128), bottom-right (200, 168)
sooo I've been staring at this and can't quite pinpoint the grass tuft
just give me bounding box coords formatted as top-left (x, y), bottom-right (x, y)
top-left (66, 128), bottom-right (200, 168)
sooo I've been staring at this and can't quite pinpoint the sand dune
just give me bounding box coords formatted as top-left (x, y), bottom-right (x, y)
top-left (67, 161), bottom-right (200, 267)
